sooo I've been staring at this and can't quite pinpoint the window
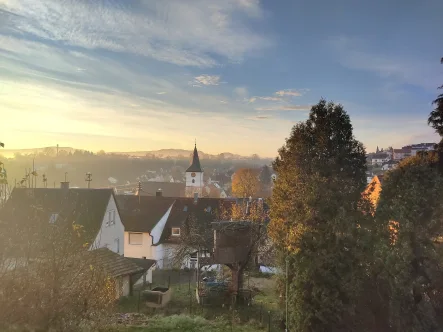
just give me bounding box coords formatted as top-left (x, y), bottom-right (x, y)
top-left (49, 213), bottom-right (58, 224)
top-left (192, 179), bottom-right (195, 183)
top-left (115, 238), bottom-right (120, 254)
top-left (183, 205), bottom-right (188, 212)
top-left (107, 210), bottom-right (116, 226)
top-left (129, 233), bottom-right (143, 245)
top-left (205, 206), bottom-right (212, 213)
top-left (172, 227), bottom-right (180, 236)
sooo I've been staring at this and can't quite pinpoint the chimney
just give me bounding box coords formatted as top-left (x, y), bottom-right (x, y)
top-left (193, 192), bottom-right (199, 204)
top-left (156, 189), bottom-right (163, 197)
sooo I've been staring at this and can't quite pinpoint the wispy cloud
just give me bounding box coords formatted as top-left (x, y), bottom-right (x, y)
top-left (249, 96), bottom-right (282, 102)
top-left (275, 89), bottom-right (305, 97)
top-left (193, 75), bottom-right (222, 86)
top-left (326, 35), bottom-right (440, 91)
top-left (255, 105), bottom-right (311, 111)
top-left (0, 0), bottom-right (269, 68)
top-left (156, 92), bottom-right (167, 95)
top-left (234, 87), bottom-right (249, 99)
top-left (248, 89), bottom-right (308, 103)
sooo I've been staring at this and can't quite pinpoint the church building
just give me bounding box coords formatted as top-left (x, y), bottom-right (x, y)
top-left (185, 143), bottom-right (204, 198)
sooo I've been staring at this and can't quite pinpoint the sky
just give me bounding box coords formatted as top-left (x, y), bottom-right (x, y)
top-left (0, 0), bottom-right (442, 158)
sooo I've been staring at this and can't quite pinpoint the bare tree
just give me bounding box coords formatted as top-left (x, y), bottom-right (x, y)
top-left (0, 200), bottom-right (116, 331)
top-left (174, 200), bottom-right (271, 302)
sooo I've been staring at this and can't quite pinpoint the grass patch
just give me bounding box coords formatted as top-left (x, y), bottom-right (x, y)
top-left (107, 314), bottom-right (267, 332)
top-left (117, 276), bottom-right (283, 331)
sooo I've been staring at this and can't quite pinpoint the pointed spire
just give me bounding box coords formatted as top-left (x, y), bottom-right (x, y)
top-left (376, 146), bottom-right (380, 154)
top-left (186, 142), bottom-right (202, 172)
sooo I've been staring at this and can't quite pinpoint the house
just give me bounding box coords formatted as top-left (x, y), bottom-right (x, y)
top-left (382, 160), bottom-right (399, 171)
top-left (91, 247), bottom-right (147, 298)
top-left (410, 143), bottom-right (436, 156)
top-left (116, 194), bottom-right (176, 264)
top-left (393, 147), bottom-right (411, 161)
top-left (3, 185), bottom-right (125, 254)
top-left (371, 153), bottom-right (391, 165)
top-left (137, 181), bottom-right (186, 197)
top-left (116, 194), bottom-right (238, 270)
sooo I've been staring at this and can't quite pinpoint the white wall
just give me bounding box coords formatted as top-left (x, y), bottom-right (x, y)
top-left (124, 232), bottom-right (154, 259)
top-left (150, 203), bottom-right (174, 245)
top-left (185, 171), bottom-right (204, 197)
top-left (90, 195), bottom-right (125, 254)
top-left (133, 268), bottom-right (153, 286)
top-left (122, 275), bottom-right (131, 297)
top-left (153, 243), bottom-right (179, 269)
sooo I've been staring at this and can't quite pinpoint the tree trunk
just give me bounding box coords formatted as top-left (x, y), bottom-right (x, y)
top-left (230, 265), bottom-right (244, 304)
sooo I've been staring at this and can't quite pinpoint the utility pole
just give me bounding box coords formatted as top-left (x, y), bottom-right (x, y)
top-left (137, 181), bottom-right (142, 204)
top-left (64, 172), bottom-right (68, 182)
top-left (85, 172), bottom-right (92, 189)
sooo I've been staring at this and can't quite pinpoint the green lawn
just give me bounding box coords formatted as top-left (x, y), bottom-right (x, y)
top-left (116, 275), bottom-right (283, 331)
top-left (107, 314), bottom-right (268, 332)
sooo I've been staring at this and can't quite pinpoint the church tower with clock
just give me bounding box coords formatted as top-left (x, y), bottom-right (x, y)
top-left (185, 143), bottom-right (204, 198)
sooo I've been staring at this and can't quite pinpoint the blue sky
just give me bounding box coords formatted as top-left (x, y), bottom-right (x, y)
top-left (0, 0), bottom-right (441, 157)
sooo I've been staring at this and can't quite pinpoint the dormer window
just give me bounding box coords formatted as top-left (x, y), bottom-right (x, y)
top-left (172, 227), bottom-right (180, 236)
top-left (49, 213), bottom-right (58, 224)
top-left (205, 206), bottom-right (212, 213)
top-left (183, 205), bottom-right (188, 212)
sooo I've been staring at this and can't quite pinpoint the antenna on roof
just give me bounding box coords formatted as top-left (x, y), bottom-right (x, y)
top-left (85, 172), bottom-right (92, 189)
top-left (136, 181), bottom-right (143, 204)
top-left (42, 174), bottom-right (47, 188)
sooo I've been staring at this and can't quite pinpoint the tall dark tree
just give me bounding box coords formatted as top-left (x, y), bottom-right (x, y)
top-left (270, 99), bottom-right (374, 331)
top-left (428, 58), bottom-right (443, 136)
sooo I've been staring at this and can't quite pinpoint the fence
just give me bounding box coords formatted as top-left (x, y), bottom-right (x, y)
top-left (127, 268), bottom-right (284, 331)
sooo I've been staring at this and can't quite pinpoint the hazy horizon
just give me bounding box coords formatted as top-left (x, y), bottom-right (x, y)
top-left (0, 0), bottom-right (441, 157)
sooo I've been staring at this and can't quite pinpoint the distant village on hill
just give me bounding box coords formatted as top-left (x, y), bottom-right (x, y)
top-left (365, 142), bottom-right (436, 183)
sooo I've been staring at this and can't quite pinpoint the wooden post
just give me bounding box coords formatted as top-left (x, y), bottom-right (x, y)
top-left (137, 290), bottom-right (141, 313)
top-left (268, 311), bottom-right (271, 332)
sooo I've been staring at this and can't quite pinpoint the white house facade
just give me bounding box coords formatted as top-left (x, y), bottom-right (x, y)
top-left (91, 194), bottom-right (125, 254)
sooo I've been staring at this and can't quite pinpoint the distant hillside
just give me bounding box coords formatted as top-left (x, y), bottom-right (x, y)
top-left (1, 146), bottom-right (270, 161)
top-left (0, 146), bottom-right (78, 158)
top-left (115, 149), bottom-right (250, 160)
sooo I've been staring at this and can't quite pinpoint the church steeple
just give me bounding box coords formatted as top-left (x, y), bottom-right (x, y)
top-left (376, 146), bottom-right (380, 154)
top-left (186, 143), bottom-right (202, 173)
top-left (185, 142), bottom-right (204, 198)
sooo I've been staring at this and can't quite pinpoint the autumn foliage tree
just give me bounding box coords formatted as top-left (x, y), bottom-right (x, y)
top-left (375, 152), bottom-right (443, 331)
top-left (231, 168), bottom-right (260, 198)
top-left (270, 99), bottom-right (374, 331)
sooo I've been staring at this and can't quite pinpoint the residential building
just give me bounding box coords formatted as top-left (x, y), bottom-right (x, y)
top-left (410, 143), bottom-right (436, 156)
top-left (3, 186), bottom-right (124, 254)
top-left (382, 160), bottom-right (399, 171)
top-left (137, 181), bottom-right (185, 197)
top-left (117, 194), bottom-right (246, 270)
top-left (371, 153), bottom-right (391, 165)
top-left (393, 147), bottom-right (412, 160)
top-left (91, 247), bottom-right (148, 298)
